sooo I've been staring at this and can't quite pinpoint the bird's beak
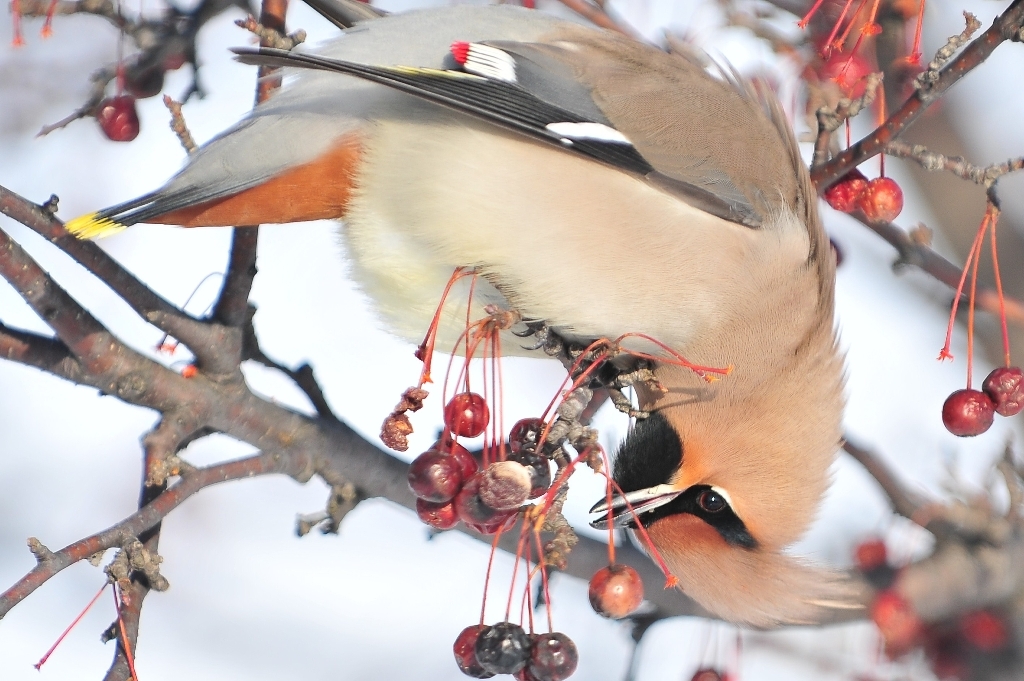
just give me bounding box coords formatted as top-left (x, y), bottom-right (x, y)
top-left (589, 484), bottom-right (684, 530)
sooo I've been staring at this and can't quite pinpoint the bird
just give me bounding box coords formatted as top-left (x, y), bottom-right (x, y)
top-left (65, 3), bottom-right (848, 627)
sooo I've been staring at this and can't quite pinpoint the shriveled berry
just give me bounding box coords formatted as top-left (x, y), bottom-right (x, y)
top-left (475, 622), bottom-right (532, 675)
top-left (823, 169), bottom-right (868, 213)
top-left (408, 449), bottom-right (463, 502)
top-left (857, 177), bottom-right (904, 224)
top-left (455, 472), bottom-right (501, 526)
top-left (942, 389), bottom-right (995, 437)
top-left (982, 366), bottom-right (1024, 417)
top-left (434, 439), bottom-right (479, 479)
top-left (509, 418), bottom-right (545, 453)
top-left (453, 625), bottom-right (495, 678)
top-left (416, 498), bottom-right (458, 530)
top-left (690, 670), bottom-right (724, 681)
top-left (508, 450), bottom-right (552, 498)
top-left (959, 610), bottom-right (1008, 651)
top-left (479, 461), bottom-right (532, 511)
top-left (528, 632), bottom-right (578, 681)
top-left (854, 538), bottom-right (887, 572)
top-left (96, 95), bottom-right (140, 142)
top-left (870, 590), bottom-right (921, 653)
top-left (445, 392), bottom-right (490, 437)
top-left (588, 564), bottom-right (644, 619)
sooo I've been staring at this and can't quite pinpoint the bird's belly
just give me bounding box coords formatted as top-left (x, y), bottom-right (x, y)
top-left (341, 118), bottom-right (780, 357)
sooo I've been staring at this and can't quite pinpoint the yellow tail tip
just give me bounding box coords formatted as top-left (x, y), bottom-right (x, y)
top-left (64, 213), bottom-right (126, 240)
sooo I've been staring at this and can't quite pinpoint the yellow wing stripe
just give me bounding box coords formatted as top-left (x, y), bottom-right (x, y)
top-left (64, 213), bottom-right (127, 240)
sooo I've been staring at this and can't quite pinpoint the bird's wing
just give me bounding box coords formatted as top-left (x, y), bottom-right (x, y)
top-left (231, 36), bottom-right (768, 228)
top-left (66, 6), bottom-right (570, 237)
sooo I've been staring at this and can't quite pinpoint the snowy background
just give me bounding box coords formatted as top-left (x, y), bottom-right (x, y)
top-left (1, 0), bottom-right (1022, 679)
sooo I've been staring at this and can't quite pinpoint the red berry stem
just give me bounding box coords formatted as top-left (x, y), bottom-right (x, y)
top-left (987, 204), bottom-right (1011, 366)
top-left (11, 0), bottom-right (25, 46)
top-left (42, 0), bottom-right (58, 37)
top-left (600, 446), bottom-right (617, 566)
top-left (112, 584), bottom-right (140, 681)
top-left (531, 527), bottom-right (554, 633)
top-left (505, 528), bottom-right (532, 622)
top-left (599, 470), bottom-right (679, 588)
top-left (967, 214), bottom-right (983, 388)
top-left (824, 0), bottom-right (859, 55)
top-left (417, 267), bottom-right (473, 385)
top-left (939, 210), bottom-right (989, 361)
top-left (34, 582), bottom-right (108, 669)
top-left (480, 522), bottom-right (508, 626)
top-left (909, 0), bottom-right (925, 63)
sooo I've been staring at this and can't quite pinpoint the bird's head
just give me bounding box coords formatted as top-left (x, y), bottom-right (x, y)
top-left (591, 322), bottom-right (850, 627)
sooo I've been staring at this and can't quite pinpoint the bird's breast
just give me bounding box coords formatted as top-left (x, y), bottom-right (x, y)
top-left (341, 116), bottom-right (810, 358)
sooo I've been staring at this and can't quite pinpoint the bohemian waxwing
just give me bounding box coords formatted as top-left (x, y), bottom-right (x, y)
top-left (66, 4), bottom-right (849, 627)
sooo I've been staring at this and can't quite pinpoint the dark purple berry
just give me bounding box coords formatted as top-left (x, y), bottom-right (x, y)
top-left (528, 632), bottom-right (578, 681)
top-left (475, 622), bottom-right (532, 675)
top-left (508, 450), bottom-right (552, 498)
top-left (416, 498), bottom-right (458, 530)
top-left (509, 418), bottom-right (545, 453)
top-left (455, 472), bottom-right (499, 526)
top-left (453, 625), bottom-right (495, 678)
top-left (941, 389), bottom-right (995, 437)
top-left (408, 450), bottom-right (463, 502)
top-left (982, 366), bottom-right (1024, 417)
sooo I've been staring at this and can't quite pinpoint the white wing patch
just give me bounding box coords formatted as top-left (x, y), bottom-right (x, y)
top-left (544, 122), bottom-right (632, 145)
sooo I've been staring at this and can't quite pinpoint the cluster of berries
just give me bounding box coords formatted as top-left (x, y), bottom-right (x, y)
top-left (856, 538), bottom-right (1011, 678)
top-left (454, 623), bottom-right (579, 681)
top-left (409, 393), bottom-right (552, 534)
top-left (942, 366), bottom-right (1024, 437)
top-left (824, 169), bottom-right (904, 224)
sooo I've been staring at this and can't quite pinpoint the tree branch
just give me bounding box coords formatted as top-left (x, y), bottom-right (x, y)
top-left (811, 0), bottom-right (1024, 190)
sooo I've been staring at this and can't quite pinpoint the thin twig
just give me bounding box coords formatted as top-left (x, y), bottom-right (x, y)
top-left (811, 0), bottom-right (1024, 189)
top-left (883, 141), bottom-right (1024, 188)
top-left (162, 96), bottom-right (197, 154)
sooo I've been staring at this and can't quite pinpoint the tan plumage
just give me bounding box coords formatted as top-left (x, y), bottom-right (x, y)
top-left (65, 5), bottom-right (849, 627)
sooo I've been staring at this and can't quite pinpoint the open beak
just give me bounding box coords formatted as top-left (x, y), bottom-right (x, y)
top-left (589, 484), bottom-right (684, 530)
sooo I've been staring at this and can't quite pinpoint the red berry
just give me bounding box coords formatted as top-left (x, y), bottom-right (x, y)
top-left (508, 450), bottom-right (552, 498)
top-left (823, 169), bottom-right (868, 213)
top-left (942, 389), bottom-right (995, 437)
top-left (455, 472), bottom-right (501, 525)
top-left (514, 667), bottom-right (542, 681)
top-left (857, 177), bottom-right (904, 224)
top-left (479, 461), bottom-right (532, 511)
top-left (959, 610), bottom-right (1008, 652)
top-left (820, 52), bottom-right (873, 98)
top-left (982, 366), bottom-right (1024, 417)
top-left (854, 538), bottom-right (888, 572)
top-left (528, 632), bottom-right (578, 681)
top-left (408, 449), bottom-right (463, 502)
top-left (445, 393), bottom-right (490, 438)
top-left (434, 439), bottom-right (480, 479)
top-left (475, 622), bottom-right (532, 675)
top-left (588, 564), bottom-right (644, 619)
top-left (96, 95), bottom-right (140, 142)
top-left (690, 670), bottom-right (724, 681)
top-left (454, 625), bottom-right (496, 679)
top-left (509, 418), bottom-right (545, 453)
top-left (416, 498), bottom-right (459, 530)
top-left (870, 590), bottom-right (922, 653)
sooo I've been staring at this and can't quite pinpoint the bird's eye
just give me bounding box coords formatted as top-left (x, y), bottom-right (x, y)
top-left (697, 489), bottom-right (727, 513)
